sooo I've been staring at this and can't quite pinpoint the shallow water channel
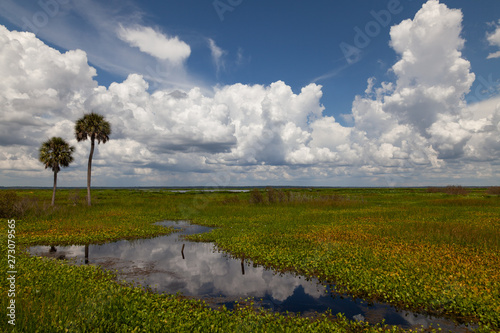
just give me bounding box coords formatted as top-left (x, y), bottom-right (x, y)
top-left (29, 220), bottom-right (474, 331)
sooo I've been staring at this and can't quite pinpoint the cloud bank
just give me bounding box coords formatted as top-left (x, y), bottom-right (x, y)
top-left (0, 0), bottom-right (499, 187)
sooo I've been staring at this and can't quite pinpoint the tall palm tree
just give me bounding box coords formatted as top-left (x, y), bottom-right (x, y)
top-left (39, 137), bottom-right (75, 206)
top-left (74, 112), bottom-right (111, 206)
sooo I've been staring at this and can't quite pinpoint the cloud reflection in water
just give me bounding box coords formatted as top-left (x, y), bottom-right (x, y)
top-left (28, 221), bottom-right (474, 331)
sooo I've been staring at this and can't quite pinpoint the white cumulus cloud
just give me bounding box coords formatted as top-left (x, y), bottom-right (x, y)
top-left (0, 0), bottom-right (499, 187)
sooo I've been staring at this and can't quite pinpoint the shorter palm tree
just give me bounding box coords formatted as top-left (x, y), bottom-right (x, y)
top-left (39, 137), bottom-right (75, 206)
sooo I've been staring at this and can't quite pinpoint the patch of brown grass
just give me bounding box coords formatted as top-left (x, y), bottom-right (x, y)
top-left (486, 186), bottom-right (500, 195)
top-left (427, 185), bottom-right (469, 195)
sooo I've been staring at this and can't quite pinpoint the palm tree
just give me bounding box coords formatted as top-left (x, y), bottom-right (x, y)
top-left (39, 137), bottom-right (75, 206)
top-left (74, 112), bottom-right (111, 206)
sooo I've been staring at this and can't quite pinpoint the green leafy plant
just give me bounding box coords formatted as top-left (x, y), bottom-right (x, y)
top-left (1, 188), bottom-right (499, 332)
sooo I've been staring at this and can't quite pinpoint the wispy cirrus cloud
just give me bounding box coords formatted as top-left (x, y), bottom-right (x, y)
top-left (487, 20), bottom-right (500, 59)
top-left (117, 24), bottom-right (191, 63)
top-left (208, 38), bottom-right (226, 76)
top-left (0, 0), bottom-right (203, 92)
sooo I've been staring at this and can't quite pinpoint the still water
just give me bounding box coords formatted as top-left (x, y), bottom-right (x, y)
top-left (29, 220), bottom-right (474, 331)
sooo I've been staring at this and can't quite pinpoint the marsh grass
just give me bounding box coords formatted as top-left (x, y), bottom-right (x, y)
top-left (1, 244), bottom-right (396, 332)
top-left (0, 190), bottom-right (57, 218)
top-left (190, 188), bottom-right (500, 329)
top-left (486, 186), bottom-right (500, 195)
top-left (426, 185), bottom-right (469, 195)
top-left (246, 188), bottom-right (363, 208)
top-left (1, 188), bottom-right (499, 332)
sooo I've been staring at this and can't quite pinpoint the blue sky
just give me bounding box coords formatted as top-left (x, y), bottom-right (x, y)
top-left (0, 0), bottom-right (499, 187)
top-left (3, 0), bottom-right (497, 120)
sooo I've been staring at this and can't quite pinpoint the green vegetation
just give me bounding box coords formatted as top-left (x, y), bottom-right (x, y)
top-left (1, 187), bottom-right (499, 332)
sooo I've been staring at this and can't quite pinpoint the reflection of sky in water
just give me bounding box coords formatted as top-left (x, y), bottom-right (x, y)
top-left (28, 221), bottom-right (474, 332)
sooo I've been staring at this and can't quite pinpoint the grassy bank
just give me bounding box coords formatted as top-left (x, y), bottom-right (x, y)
top-left (1, 188), bottom-right (499, 332)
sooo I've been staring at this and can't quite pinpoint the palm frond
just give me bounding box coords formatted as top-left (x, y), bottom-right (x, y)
top-left (74, 112), bottom-right (112, 144)
top-left (38, 137), bottom-right (75, 172)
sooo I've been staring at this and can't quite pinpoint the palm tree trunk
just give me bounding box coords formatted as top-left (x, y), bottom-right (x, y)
top-left (87, 138), bottom-right (95, 206)
top-left (51, 171), bottom-right (57, 206)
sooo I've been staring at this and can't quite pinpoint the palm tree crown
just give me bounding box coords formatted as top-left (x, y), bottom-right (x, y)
top-left (39, 137), bottom-right (75, 172)
top-left (75, 112), bottom-right (111, 144)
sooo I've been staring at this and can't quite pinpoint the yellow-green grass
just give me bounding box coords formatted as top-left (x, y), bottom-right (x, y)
top-left (1, 188), bottom-right (499, 332)
top-left (187, 188), bottom-right (500, 330)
